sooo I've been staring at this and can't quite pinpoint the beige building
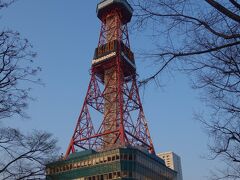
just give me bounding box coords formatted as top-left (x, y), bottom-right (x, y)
top-left (157, 152), bottom-right (183, 180)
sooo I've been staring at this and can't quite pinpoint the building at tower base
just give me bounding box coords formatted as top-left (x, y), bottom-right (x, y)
top-left (46, 147), bottom-right (176, 180)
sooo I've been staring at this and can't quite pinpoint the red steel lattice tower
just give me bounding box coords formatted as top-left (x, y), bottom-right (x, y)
top-left (65, 0), bottom-right (155, 158)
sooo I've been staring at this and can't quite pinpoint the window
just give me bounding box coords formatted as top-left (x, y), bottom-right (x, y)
top-left (122, 171), bottom-right (128, 177)
top-left (100, 157), bottom-right (103, 163)
top-left (129, 154), bottom-right (133, 160)
top-left (103, 156), bottom-right (107, 163)
top-left (109, 173), bottom-right (112, 179)
top-left (116, 154), bottom-right (120, 160)
top-left (96, 158), bottom-right (100, 164)
top-left (112, 155), bottom-right (115, 161)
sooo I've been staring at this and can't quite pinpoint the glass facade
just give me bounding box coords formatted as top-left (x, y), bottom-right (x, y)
top-left (46, 147), bottom-right (176, 180)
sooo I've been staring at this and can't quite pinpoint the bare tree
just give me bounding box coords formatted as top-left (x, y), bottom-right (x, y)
top-left (0, 1), bottom-right (59, 179)
top-left (130, 0), bottom-right (240, 179)
top-left (0, 30), bottom-right (41, 119)
top-left (0, 0), bottom-right (41, 119)
top-left (0, 128), bottom-right (58, 180)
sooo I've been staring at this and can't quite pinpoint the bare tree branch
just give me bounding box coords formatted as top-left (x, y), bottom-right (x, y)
top-left (0, 128), bottom-right (59, 180)
top-left (205, 0), bottom-right (240, 22)
top-left (136, 3), bottom-right (240, 40)
top-left (229, 0), bottom-right (240, 10)
top-left (0, 2), bottom-right (59, 179)
top-left (0, 30), bottom-right (41, 119)
top-left (132, 0), bottom-right (240, 179)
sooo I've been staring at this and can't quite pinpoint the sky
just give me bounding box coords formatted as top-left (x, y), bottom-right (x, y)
top-left (0, 1), bottom-right (220, 180)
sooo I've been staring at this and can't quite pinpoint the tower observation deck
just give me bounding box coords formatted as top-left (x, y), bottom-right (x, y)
top-left (46, 1), bottom-right (177, 179)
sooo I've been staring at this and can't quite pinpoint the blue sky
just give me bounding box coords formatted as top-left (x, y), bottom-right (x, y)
top-left (1, 1), bottom-right (219, 179)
